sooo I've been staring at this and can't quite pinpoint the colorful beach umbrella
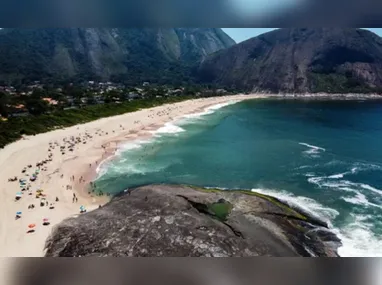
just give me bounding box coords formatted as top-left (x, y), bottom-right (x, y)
top-left (16, 211), bottom-right (22, 215)
top-left (28, 224), bottom-right (36, 229)
top-left (43, 218), bottom-right (49, 222)
top-left (16, 192), bottom-right (22, 196)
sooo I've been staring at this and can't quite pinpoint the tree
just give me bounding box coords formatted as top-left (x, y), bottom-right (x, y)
top-left (25, 97), bottom-right (49, 115)
top-left (0, 92), bottom-right (10, 117)
top-left (30, 88), bottom-right (47, 99)
top-left (104, 90), bottom-right (120, 103)
top-left (86, 92), bottom-right (96, 105)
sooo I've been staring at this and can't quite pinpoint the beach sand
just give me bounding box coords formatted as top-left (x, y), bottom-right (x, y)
top-left (0, 94), bottom-right (263, 257)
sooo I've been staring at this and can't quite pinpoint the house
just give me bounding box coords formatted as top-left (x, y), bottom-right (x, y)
top-left (170, 89), bottom-right (183, 96)
top-left (127, 93), bottom-right (140, 100)
top-left (216, 89), bottom-right (227, 94)
top-left (14, 104), bottom-right (26, 110)
top-left (66, 96), bottom-right (75, 104)
top-left (143, 82), bottom-right (150, 87)
top-left (9, 104), bottom-right (29, 117)
top-left (42, 98), bottom-right (59, 106)
top-left (94, 95), bottom-right (105, 104)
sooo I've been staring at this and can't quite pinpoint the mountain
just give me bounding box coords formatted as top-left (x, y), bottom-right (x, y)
top-left (0, 28), bottom-right (235, 85)
top-left (198, 28), bottom-right (382, 93)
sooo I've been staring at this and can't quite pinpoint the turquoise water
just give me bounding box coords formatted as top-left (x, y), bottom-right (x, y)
top-left (95, 99), bottom-right (382, 257)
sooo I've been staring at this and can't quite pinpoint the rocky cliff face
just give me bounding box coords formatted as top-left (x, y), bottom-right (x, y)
top-left (198, 28), bottom-right (382, 93)
top-left (44, 184), bottom-right (341, 257)
top-left (0, 28), bottom-right (235, 84)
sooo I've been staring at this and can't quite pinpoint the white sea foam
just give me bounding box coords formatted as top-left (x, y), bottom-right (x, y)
top-left (307, 175), bottom-right (382, 197)
top-left (296, 165), bottom-right (311, 170)
top-left (95, 140), bottom-right (152, 178)
top-left (351, 167), bottom-right (358, 174)
top-left (251, 188), bottom-right (339, 224)
top-left (206, 101), bottom-right (239, 111)
top-left (95, 156), bottom-right (114, 178)
top-left (180, 100), bottom-right (240, 122)
top-left (328, 172), bottom-right (348, 179)
top-left (298, 142), bottom-right (326, 157)
top-left (341, 192), bottom-right (382, 209)
top-left (116, 141), bottom-right (144, 155)
top-left (335, 215), bottom-right (382, 257)
top-left (250, 187), bottom-right (382, 257)
top-left (111, 163), bottom-right (149, 175)
top-left (299, 142), bottom-right (326, 152)
top-left (341, 192), bottom-right (369, 206)
top-left (150, 122), bottom-right (185, 136)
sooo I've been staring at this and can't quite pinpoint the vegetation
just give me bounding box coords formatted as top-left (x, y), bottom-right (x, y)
top-left (0, 95), bottom-right (195, 149)
top-left (0, 28), bottom-right (235, 86)
top-left (309, 72), bottom-right (382, 93)
top-left (191, 186), bottom-right (308, 221)
top-left (208, 201), bottom-right (233, 221)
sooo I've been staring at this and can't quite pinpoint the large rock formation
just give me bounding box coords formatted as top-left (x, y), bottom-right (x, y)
top-left (0, 28), bottom-right (235, 85)
top-left (198, 28), bottom-right (382, 93)
top-left (44, 184), bottom-right (341, 257)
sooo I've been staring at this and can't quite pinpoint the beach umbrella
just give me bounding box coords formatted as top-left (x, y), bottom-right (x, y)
top-left (28, 224), bottom-right (36, 229)
top-left (16, 211), bottom-right (22, 215)
top-left (16, 192), bottom-right (22, 197)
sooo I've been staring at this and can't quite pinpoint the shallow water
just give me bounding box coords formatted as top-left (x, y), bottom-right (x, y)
top-left (95, 98), bottom-right (382, 257)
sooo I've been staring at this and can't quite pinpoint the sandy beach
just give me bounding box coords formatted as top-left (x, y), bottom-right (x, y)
top-left (0, 94), bottom-right (263, 257)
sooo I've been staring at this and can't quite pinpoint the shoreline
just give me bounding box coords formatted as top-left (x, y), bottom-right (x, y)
top-left (90, 99), bottom-right (242, 187)
top-left (257, 93), bottom-right (382, 100)
top-left (0, 92), bottom-right (380, 258)
top-left (0, 94), bottom-right (262, 257)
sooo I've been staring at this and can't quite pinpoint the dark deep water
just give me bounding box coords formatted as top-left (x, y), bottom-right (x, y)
top-left (95, 99), bottom-right (382, 256)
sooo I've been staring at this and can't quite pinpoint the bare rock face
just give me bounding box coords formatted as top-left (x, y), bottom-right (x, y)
top-left (44, 184), bottom-right (341, 257)
top-left (199, 28), bottom-right (382, 93)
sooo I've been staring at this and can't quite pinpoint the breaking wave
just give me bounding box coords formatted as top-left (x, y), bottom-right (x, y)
top-left (299, 142), bottom-right (326, 157)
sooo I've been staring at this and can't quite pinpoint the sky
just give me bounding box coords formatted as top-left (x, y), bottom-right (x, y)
top-left (223, 28), bottom-right (382, 43)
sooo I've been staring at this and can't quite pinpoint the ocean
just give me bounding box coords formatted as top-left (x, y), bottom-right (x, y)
top-left (95, 98), bottom-right (382, 257)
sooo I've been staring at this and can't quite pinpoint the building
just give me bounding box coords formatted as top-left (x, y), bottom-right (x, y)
top-left (9, 104), bottom-right (29, 117)
top-left (127, 93), bottom-right (140, 100)
top-left (216, 89), bottom-right (228, 94)
top-left (42, 98), bottom-right (59, 106)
